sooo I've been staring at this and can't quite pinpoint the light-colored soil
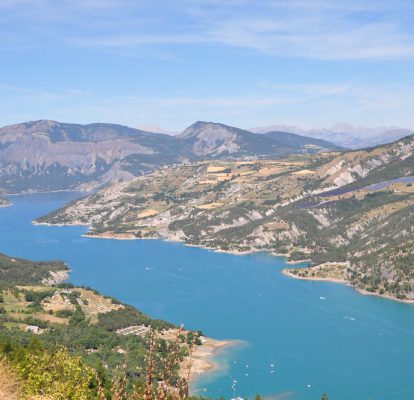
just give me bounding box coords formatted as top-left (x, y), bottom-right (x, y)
top-left (158, 328), bottom-right (237, 382)
top-left (264, 221), bottom-right (290, 231)
top-left (283, 262), bottom-right (349, 282)
top-left (292, 169), bottom-right (314, 175)
top-left (394, 182), bottom-right (414, 193)
top-left (197, 179), bottom-right (217, 185)
top-left (197, 202), bottom-right (224, 209)
top-left (1, 286), bottom-right (124, 330)
top-left (206, 166), bottom-right (227, 173)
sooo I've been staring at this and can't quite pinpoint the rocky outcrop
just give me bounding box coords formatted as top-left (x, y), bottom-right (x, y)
top-left (0, 198), bottom-right (10, 207)
top-left (0, 120), bottom-right (183, 194)
top-left (42, 269), bottom-right (70, 285)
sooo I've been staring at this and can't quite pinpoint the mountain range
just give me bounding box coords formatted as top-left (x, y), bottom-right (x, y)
top-left (0, 120), bottom-right (342, 194)
top-left (251, 123), bottom-right (413, 149)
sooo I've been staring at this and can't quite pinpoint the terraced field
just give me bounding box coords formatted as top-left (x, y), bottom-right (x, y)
top-left (39, 134), bottom-right (414, 301)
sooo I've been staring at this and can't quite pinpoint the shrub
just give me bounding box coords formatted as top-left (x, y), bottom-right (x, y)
top-left (15, 347), bottom-right (96, 400)
top-left (23, 289), bottom-right (55, 303)
top-left (55, 309), bottom-right (74, 318)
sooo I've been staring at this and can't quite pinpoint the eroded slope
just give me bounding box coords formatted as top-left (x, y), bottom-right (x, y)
top-left (39, 135), bottom-right (414, 300)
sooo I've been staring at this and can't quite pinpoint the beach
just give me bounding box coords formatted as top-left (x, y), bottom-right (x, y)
top-left (184, 337), bottom-right (237, 382)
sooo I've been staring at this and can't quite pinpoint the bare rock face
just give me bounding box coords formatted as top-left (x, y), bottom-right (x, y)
top-left (179, 122), bottom-right (241, 157)
top-left (0, 119), bottom-right (345, 194)
top-left (316, 135), bottom-right (414, 189)
top-left (42, 269), bottom-right (70, 285)
top-left (0, 120), bottom-right (182, 193)
top-left (178, 121), bottom-right (301, 159)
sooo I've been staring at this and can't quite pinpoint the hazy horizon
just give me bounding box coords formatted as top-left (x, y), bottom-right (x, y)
top-left (1, 119), bottom-right (412, 138)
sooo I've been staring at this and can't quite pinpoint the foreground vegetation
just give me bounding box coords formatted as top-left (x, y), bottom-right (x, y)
top-left (0, 340), bottom-right (330, 399)
top-left (0, 330), bottom-right (195, 400)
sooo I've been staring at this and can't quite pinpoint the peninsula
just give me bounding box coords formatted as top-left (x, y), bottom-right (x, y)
top-left (37, 134), bottom-right (414, 302)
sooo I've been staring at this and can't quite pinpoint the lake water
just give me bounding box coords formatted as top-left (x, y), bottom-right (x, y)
top-left (1, 192), bottom-right (414, 400)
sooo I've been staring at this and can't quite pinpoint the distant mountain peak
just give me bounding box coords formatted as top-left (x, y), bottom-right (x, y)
top-left (180, 120), bottom-right (229, 134)
top-left (19, 119), bottom-right (59, 130)
top-left (251, 123), bottom-right (413, 149)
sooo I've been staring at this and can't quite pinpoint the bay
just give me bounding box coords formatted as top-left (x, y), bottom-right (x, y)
top-left (1, 192), bottom-right (414, 400)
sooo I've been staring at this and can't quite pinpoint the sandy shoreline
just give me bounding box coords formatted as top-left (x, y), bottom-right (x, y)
top-left (35, 221), bottom-right (414, 305)
top-left (85, 231), bottom-right (266, 255)
top-left (184, 337), bottom-right (239, 384)
top-left (355, 287), bottom-right (414, 304)
top-left (282, 269), bottom-right (348, 284)
top-left (56, 229), bottom-right (311, 263)
top-left (34, 222), bottom-right (290, 256)
top-left (282, 269), bottom-right (414, 304)
top-left (4, 189), bottom-right (87, 197)
top-left (83, 232), bottom-right (313, 265)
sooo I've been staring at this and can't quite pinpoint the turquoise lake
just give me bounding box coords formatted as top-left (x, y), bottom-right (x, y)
top-left (1, 192), bottom-right (414, 400)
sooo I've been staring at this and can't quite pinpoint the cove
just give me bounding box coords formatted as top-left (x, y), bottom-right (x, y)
top-left (1, 192), bottom-right (414, 400)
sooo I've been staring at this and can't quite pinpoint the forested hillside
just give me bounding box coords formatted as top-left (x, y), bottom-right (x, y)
top-left (39, 134), bottom-right (414, 301)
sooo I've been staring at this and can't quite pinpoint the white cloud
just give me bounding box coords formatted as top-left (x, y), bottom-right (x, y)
top-left (2, 0), bottom-right (414, 60)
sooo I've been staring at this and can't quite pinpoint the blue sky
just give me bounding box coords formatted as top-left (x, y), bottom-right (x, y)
top-left (1, 0), bottom-right (414, 131)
